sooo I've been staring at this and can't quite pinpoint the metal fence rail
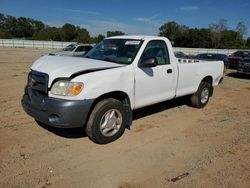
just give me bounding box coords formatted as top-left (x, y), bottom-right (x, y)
top-left (0, 39), bottom-right (248, 55)
top-left (0, 39), bottom-right (75, 49)
top-left (173, 47), bottom-right (240, 56)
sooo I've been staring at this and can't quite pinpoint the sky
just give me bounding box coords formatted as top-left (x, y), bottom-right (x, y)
top-left (0, 0), bottom-right (250, 37)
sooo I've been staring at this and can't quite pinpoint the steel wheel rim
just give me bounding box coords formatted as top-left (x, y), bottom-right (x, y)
top-left (201, 87), bottom-right (209, 104)
top-left (99, 109), bottom-right (122, 137)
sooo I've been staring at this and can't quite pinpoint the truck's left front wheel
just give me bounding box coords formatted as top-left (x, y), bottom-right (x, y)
top-left (86, 98), bottom-right (126, 144)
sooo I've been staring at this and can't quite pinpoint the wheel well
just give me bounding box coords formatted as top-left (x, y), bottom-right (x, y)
top-left (87, 91), bottom-right (132, 128)
top-left (201, 76), bottom-right (213, 85)
top-left (92, 91), bottom-right (131, 107)
top-left (201, 76), bottom-right (213, 96)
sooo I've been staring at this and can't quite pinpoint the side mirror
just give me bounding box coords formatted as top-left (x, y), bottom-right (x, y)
top-left (139, 57), bottom-right (157, 67)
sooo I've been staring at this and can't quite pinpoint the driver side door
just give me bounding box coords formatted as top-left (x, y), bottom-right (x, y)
top-left (134, 40), bottom-right (177, 109)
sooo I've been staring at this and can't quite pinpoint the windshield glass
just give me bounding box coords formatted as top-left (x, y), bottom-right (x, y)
top-left (63, 44), bottom-right (76, 51)
top-left (86, 39), bottom-right (143, 64)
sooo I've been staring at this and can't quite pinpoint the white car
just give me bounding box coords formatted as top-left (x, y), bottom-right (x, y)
top-left (22, 35), bottom-right (224, 144)
top-left (49, 44), bottom-right (94, 57)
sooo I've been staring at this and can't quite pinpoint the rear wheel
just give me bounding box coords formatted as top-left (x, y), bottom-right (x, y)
top-left (191, 81), bottom-right (212, 108)
top-left (86, 98), bottom-right (126, 144)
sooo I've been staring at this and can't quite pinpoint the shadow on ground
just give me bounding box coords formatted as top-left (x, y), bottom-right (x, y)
top-left (36, 96), bottom-right (190, 138)
top-left (36, 121), bottom-right (87, 139)
top-left (226, 72), bottom-right (250, 79)
top-left (133, 96), bottom-right (190, 120)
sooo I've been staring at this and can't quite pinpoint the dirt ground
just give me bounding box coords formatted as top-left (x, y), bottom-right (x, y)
top-left (0, 47), bottom-right (249, 188)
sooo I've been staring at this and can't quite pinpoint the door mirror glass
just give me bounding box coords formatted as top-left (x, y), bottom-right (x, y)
top-left (139, 57), bottom-right (158, 67)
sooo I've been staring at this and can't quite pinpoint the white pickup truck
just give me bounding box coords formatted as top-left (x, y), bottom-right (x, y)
top-left (22, 35), bottom-right (224, 144)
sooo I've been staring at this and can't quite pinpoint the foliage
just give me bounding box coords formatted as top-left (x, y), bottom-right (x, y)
top-left (247, 37), bottom-right (250, 48)
top-left (106, 31), bottom-right (125, 37)
top-left (0, 13), bottom-right (124, 44)
top-left (159, 20), bottom-right (249, 49)
top-left (91, 34), bottom-right (105, 43)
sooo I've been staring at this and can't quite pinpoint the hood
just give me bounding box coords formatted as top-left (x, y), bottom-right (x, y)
top-left (49, 50), bottom-right (73, 56)
top-left (31, 55), bottom-right (124, 86)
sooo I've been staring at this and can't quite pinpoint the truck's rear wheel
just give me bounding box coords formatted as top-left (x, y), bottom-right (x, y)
top-left (86, 98), bottom-right (126, 144)
top-left (190, 81), bottom-right (212, 108)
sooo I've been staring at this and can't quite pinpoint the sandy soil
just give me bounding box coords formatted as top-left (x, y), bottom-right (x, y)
top-left (0, 47), bottom-right (249, 188)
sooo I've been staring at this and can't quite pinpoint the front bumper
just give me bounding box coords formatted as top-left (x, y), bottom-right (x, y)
top-left (237, 67), bottom-right (250, 74)
top-left (21, 87), bottom-right (94, 128)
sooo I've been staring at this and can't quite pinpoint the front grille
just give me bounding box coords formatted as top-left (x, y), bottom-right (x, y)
top-left (28, 70), bottom-right (49, 94)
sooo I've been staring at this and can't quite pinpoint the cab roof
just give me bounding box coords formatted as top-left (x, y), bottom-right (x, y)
top-left (107, 35), bottom-right (167, 40)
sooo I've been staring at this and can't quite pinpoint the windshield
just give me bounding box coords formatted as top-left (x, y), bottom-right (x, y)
top-left (63, 44), bottom-right (76, 52)
top-left (86, 39), bottom-right (143, 64)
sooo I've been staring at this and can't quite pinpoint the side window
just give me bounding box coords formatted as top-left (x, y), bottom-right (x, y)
top-left (140, 40), bottom-right (170, 65)
top-left (75, 46), bottom-right (84, 52)
top-left (85, 46), bottom-right (93, 51)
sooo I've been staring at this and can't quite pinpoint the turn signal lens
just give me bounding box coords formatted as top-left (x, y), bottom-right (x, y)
top-left (69, 84), bottom-right (83, 96)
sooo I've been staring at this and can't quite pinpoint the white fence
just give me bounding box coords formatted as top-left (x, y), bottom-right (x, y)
top-left (0, 39), bottom-right (247, 55)
top-left (0, 39), bottom-right (75, 49)
top-left (174, 47), bottom-right (240, 56)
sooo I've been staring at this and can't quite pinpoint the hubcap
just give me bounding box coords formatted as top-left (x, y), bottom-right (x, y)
top-left (100, 109), bottom-right (122, 137)
top-left (201, 87), bottom-right (209, 104)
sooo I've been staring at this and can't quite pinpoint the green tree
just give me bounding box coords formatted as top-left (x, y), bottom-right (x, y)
top-left (220, 30), bottom-right (238, 49)
top-left (15, 17), bottom-right (34, 38)
top-left (236, 22), bottom-right (247, 38)
top-left (208, 19), bottom-right (228, 48)
top-left (73, 26), bottom-right (90, 43)
top-left (5, 15), bottom-right (17, 36)
top-left (236, 22), bottom-right (247, 47)
top-left (246, 37), bottom-right (250, 48)
top-left (33, 27), bottom-right (62, 41)
top-left (173, 25), bottom-right (189, 47)
top-left (0, 29), bottom-right (12, 38)
top-left (106, 31), bottom-right (125, 37)
top-left (159, 21), bottom-right (180, 44)
top-left (0, 13), bottom-right (5, 29)
top-left (186, 29), bottom-right (207, 48)
top-left (30, 19), bottom-right (45, 33)
top-left (61, 23), bottom-right (77, 41)
top-left (91, 34), bottom-right (105, 43)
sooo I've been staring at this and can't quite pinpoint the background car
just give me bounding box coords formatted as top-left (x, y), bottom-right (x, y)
top-left (237, 54), bottom-right (250, 74)
top-left (174, 51), bottom-right (188, 58)
top-left (196, 53), bottom-right (228, 67)
top-left (227, 51), bottom-right (250, 69)
top-left (49, 44), bottom-right (94, 57)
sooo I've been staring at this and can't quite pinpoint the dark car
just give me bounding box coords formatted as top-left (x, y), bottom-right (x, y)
top-left (196, 53), bottom-right (228, 67)
top-left (174, 51), bottom-right (188, 58)
top-left (227, 51), bottom-right (250, 69)
top-left (237, 55), bottom-right (250, 74)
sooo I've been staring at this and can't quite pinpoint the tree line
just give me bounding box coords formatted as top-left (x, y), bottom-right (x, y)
top-left (0, 13), bottom-right (249, 48)
top-left (0, 13), bottom-right (124, 43)
top-left (159, 20), bottom-right (250, 49)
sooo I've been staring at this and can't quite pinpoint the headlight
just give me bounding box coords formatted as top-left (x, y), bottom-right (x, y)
top-left (51, 80), bottom-right (84, 96)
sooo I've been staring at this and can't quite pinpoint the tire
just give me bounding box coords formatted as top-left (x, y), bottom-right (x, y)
top-left (86, 98), bottom-right (127, 144)
top-left (190, 81), bottom-right (212, 108)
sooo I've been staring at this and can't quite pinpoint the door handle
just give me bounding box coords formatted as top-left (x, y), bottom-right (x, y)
top-left (167, 69), bottom-right (172, 74)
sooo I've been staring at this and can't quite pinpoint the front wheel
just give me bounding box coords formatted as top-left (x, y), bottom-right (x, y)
top-left (190, 81), bottom-right (212, 108)
top-left (86, 98), bottom-right (127, 144)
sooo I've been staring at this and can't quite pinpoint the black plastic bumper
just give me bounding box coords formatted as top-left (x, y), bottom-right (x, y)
top-left (237, 68), bottom-right (250, 74)
top-left (21, 88), bottom-right (94, 128)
